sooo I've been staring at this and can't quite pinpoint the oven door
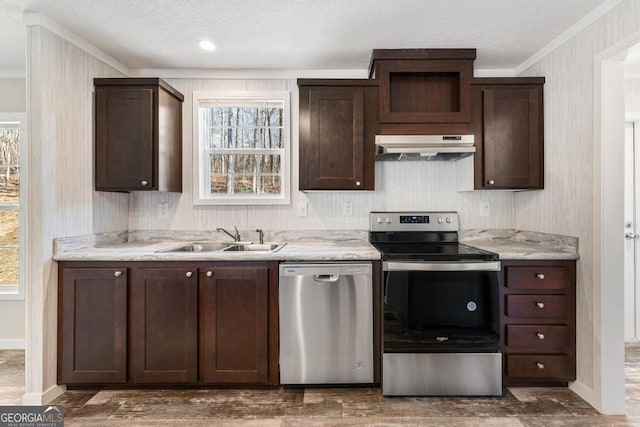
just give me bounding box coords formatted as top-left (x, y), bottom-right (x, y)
top-left (381, 260), bottom-right (503, 396)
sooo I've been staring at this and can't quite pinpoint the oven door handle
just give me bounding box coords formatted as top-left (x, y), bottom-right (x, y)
top-left (383, 261), bottom-right (501, 272)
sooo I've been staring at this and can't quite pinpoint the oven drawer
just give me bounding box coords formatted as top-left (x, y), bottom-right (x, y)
top-left (505, 325), bottom-right (570, 348)
top-left (505, 295), bottom-right (569, 319)
top-left (506, 354), bottom-right (574, 380)
top-left (504, 266), bottom-right (570, 290)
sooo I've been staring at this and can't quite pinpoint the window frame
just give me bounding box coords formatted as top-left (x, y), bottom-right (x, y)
top-left (192, 90), bottom-right (291, 205)
top-left (0, 112), bottom-right (25, 300)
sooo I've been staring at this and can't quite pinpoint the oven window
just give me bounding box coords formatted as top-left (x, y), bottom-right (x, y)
top-left (383, 270), bottom-right (500, 352)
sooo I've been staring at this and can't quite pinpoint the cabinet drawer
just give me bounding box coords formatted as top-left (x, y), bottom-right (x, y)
top-left (506, 354), bottom-right (573, 379)
top-left (505, 295), bottom-right (569, 318)
top-left (505, 325), bottom-right (570, 348)
top-left (505, 266), bottom-right (570, 290)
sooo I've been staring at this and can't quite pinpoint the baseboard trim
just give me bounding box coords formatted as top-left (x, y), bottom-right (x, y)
top-left (0, 339), bottom-right (25, 349)
top-left (23, 385), bottom-right (66, 405)
top-left (570, 380), bottom-right (597, 410)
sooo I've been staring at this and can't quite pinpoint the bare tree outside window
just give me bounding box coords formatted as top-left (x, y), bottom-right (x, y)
top-left (0, 122), bottom-right (20, 286)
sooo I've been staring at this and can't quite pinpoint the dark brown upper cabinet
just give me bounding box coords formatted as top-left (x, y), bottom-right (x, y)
top-left (94, 78), bottom-right (184, 192)
top-left (369, 49), bottom-right (476, 135)
top-left (472, 78), bottom-right (544, 190)
top-left (298, 79), bottom-right (377, 191)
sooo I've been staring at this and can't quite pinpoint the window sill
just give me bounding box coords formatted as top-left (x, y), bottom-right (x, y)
top-left (0, 285), bottom-right (24, 300)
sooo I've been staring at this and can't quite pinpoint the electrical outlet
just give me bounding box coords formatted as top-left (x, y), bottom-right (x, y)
top-left (343, 201), bottom-right (353, 217)
top-left (297, 201), bottom-right (308, 217)
top-left (158, 201), bottom-right (169, 218)
top-left (479, 201), bottom-right (490, 217)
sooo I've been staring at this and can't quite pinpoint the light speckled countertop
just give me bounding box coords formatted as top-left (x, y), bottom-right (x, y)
top-left (53, 229), bottom-right (579, 262)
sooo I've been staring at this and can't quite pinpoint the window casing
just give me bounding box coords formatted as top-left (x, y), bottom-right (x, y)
top-left (0, 113), bottom-right (25, 299)
top-left (192, 91), bottom-right (290, 205)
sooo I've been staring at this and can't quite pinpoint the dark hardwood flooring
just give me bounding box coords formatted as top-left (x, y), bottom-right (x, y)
top-left (1, 347), bottom-right (640, 425)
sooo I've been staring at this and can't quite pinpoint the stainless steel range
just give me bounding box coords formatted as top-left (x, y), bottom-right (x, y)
top-left (369, 211), bottom-right (503, 396)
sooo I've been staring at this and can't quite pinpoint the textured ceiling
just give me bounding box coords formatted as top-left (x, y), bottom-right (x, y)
top-left (0, 0), bottom-right (616, 71)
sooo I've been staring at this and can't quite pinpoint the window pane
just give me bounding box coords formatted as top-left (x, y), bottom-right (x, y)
top-left (0, 248), bottom-right (18, 285)
top-left (0, 125), bottom-right (20, 203)
top-left (258, 154), bottom-right (281, 174)
top-left (211, 174), bottom-right (228, 194)
top-left (260, 175), bottom-right (281, 194)
top-left (0, 210), bottom-right (18, 246)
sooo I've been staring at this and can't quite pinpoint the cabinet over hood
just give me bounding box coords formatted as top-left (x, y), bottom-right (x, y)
top-left (375, 134), bottom-right (475, 161)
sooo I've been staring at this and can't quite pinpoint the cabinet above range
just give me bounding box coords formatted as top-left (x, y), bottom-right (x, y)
top-left (369, 48), bottom-right (476, 135)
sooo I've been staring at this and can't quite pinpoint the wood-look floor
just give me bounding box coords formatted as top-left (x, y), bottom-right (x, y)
top-left (2, 348), bottom-right (640, 425)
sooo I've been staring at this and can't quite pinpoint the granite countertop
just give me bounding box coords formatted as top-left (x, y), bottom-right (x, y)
top-left (53, 230), bottom-right (381, 262)
top-left (460, 229), bottom-right (579, 260)
top-left (53, 229), bottom-right (579, 262)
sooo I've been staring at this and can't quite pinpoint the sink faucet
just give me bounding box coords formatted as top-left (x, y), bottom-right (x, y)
top-left (256, 229), bottom-right (264, 244)
top-left (217, 226), bottom-right (241, 242)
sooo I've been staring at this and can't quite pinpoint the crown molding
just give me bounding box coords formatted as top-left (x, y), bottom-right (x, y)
top-left (22, 11), bottom-right (130, 76)
top-left (516, 0), bottom-right (626, 74)
top-left (129, 68), bottom-right (369, 79)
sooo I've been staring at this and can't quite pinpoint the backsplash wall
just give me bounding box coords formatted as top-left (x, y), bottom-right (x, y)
top-left (128, 78), bottom-right (516, 232)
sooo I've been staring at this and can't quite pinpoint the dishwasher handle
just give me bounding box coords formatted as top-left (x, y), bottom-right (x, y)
top-left (313, 274), bottom-right (340, 282)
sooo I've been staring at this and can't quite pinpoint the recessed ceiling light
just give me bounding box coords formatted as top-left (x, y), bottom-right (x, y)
top-left (199, 40), bottom-right (216, 51)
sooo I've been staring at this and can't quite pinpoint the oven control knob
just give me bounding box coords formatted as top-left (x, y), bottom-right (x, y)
top-left (446, 217), bottom-right (452, 223)
top-left (385, 217), bottom-right (392, 224)
top-left (376, 217), bottom-right (383, 224)
top-left (437, 217), bottom-right (444, 224)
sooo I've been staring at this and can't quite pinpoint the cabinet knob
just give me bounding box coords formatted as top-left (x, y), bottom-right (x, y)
top-left (355, 181), bottom-right (361, 187)
top-left (536, 273), bottom-right (545, 280)
top-left (536, 302), bottom-right (545, 309)
top-left (114, 271), bottom-right (122, 277)
top-left (206, 271), bottom-right (213, 277)
top-left (186, 271), bottom-right (193, 278)
top-left (536, 362), bottom-right (545, 370)
top-left (536, 332), bottom-right (545, 340)
top-left (141, 180), bottom-right (149, 186)
top-left (488, 180), bottom-right (495, 185)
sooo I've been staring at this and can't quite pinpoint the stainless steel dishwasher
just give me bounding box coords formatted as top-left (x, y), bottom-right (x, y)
top-left (279, 263), bottom-right (373, 385)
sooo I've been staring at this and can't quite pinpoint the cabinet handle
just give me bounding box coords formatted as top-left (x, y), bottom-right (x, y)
top-left (488, 180), bottom-right (495, 185)
top-left (536, 273), bottom-right (545, 280)
top-left (186, 271), bottom-right (193, 278)
top-left (114, 271), bottom-right (122, 277)
top-left (355, 181), bottom-right (361, 187)
top-left (536, 362), bottom-right (545, 370)
top-left (206, 271), bottom-right (213, 277)
top-left (536, 332), bottom-right (545, 340)
top-left (536, 302), bottom-right (545, 309)
top-left (141, 180), bottom-right (149, 186)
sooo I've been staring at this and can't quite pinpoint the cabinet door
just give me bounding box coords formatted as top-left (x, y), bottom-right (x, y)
top-left (130, 268), bottom-right (198, 383)
top-left (58, 267), bottom-right (127, 384)
top-left (299, 85), bottom-right (375, 190)
top-left (95, 87), bottom-right (156, 191)
top-left (199, 266), bottom-right (269, 383)
top-left (474, 85), bottom-right (543, 189)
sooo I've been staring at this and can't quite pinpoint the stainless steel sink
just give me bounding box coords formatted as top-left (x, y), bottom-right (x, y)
top-left (157, 241), bottom-right (286, 253)
top-left (222, 243), bottom-right (286, 252)
top-left (158, 242), bottom-right (234, 252)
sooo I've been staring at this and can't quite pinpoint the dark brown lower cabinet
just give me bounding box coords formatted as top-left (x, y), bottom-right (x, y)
top-left (129, 267), bottom-right (198, 384)
top-left (501, 260), bottom-right (576, 386)
top-left (58, 261), bottom-right (279, 386)
top-left (199, 266), bottom-right (269, 383)
top-left (58, 267), bottom-right (127, 384)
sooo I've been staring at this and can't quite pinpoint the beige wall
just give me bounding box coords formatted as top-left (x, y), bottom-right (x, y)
top-left (24, 26), bottom-right (129, 403)
top-left (0, 78), bottom-right (26, 348)
top-left (0, 78), bottom-right (26, 112)
top-left (515, 0), bottom-right (640, 411)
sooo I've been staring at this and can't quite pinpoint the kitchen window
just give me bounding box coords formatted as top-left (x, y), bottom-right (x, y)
top-left (0, 114), bottom-right (24, 299)
top-left (192, 91), bottom-right (290, 205)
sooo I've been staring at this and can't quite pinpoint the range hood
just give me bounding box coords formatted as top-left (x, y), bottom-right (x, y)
top-left (375, 135), bottom-right (475, 161)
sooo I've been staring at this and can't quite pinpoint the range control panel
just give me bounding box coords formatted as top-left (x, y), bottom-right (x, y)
top-left (369, 211), bottom-right (459, 232)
